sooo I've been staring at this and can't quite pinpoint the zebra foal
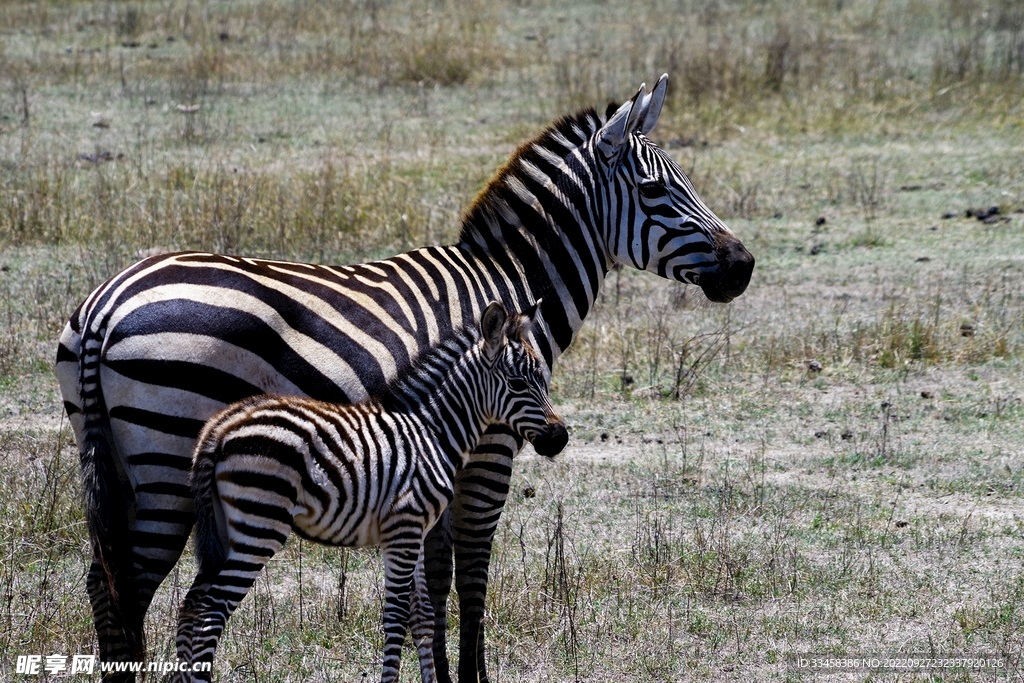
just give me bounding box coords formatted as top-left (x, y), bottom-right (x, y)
top-left (175, 302), bottom-right (566, 682)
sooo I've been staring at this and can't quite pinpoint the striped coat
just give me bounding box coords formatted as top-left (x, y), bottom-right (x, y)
top-left (176, 302), bottom-right (565, 682)
top-left (57, 75), bottom-right (753, 683)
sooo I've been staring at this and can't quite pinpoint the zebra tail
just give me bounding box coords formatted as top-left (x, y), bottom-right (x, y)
top-left (190, 428), bottom-right (227, 576)
top-left (77, 322), bottom-right (146, 663)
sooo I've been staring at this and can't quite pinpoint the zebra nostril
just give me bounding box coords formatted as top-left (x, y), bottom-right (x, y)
top-left (702, 239), bottom-right (754, 302)
top-left (530, 422), bottom-right (568, 457)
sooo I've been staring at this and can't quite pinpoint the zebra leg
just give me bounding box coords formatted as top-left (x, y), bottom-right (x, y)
top-left (451, 428), bottom-right (518, 683)
top-left (410, 550), bottom-right (437, 683)
top-left (175, 572), bottom-right (212, 669)
top-left (85, 496), bottom-right (191, 683)
top-left (186, 555), bottom-right (270, 682)
top-left (423, 508), bottom-right (453, 682)
top-left (86, 517), bottom-right (190, 683)
top-left (130, 490), bottom-right (195, 665)
top-left (380, 544), bottom-right (420, 683)
top-left (86, 557), bottom-right (134, 683)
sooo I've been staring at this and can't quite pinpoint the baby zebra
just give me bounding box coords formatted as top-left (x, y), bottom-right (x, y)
top-left (175, 302), bottom-right (567, 682)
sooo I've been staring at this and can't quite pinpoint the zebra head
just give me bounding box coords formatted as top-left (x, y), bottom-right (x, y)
top-left (595, 74), bottom-right (755, 303)
top-left (480, 301), bottom-right (568, 457)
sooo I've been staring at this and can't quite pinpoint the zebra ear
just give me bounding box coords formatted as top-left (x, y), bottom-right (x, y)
top-left (480, 302), bottom-right (508, 350)
top-left (638, 74), bottom-right (668, 135)
top-left (596, 83), bottom-right (646, 155)
top-left (524, 297), bottom-right (543, 325)
top-left (511, 298), bottom-right (543, 338)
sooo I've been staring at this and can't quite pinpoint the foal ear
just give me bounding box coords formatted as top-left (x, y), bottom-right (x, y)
top-left (480, 302), bottom-right (508, 350)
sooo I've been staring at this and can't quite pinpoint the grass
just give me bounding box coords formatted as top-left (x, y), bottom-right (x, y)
top-left (2, 0), bottom-right (1024, 680)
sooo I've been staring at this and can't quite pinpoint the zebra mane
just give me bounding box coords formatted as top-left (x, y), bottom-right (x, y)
top-left (457, 105), bottom-right (607, 245)
top-left (376, 324), bottom-right (481, 412)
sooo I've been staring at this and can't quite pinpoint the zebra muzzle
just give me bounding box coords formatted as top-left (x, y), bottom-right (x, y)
top-left (701, 238), bottom-right (755, 303)
top-left (529, 422), bottom-right (568, 457)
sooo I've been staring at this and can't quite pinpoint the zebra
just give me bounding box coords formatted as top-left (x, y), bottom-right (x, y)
top-left (174, 301), bottom-right (566, 682)
top-left (56, 74), bottom-right (754, 683)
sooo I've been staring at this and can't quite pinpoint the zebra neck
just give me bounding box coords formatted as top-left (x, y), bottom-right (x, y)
top-left (379, 335), bottom-right (486, 470)
top-left (457, 186), bottom-right (609, 363)
top-left (456, 108), bottom-right (612, 364)
top-left (418, 368), bottom-right (489, 471)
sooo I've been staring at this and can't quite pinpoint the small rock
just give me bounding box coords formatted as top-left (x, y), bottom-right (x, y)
top-left (92, 119), bottom-right (110, 128)
top-left (522, 486), bottom-right (536, 499)
top-left (915, 256), bottom-right (930, 262)
top-left (814, 430), bottom-right (827, 439)
top-left (806, 359), bottom-right (823, 373)
top-left (840, 429), bottom-right (854, 441)
top-left (898, 184), bottom-right (922, 192)
top-left (809, 243), bottom-right (824, 255)
top-left (920, 390), bottom-right (933, 399)
top-left (121, 41), bottom-right (140, 48)
top-left (600, 432), bottom-right (608, 442)
top-left (894, 520), bottom-right (909, 528)
top-left (960, 323), bottom-right (975, 337)
top-left (928, 225), bottom-right (938, 231)
top-left (983, 216), bottom-right (999, 225)
top-left (78, 150), bottom-right (116, 163)
top-left (218, 31), bottom-right (230, 42)
top-left (815, 216), bottom-right (827, 226)
top-left (941, 211), bottom-right (958, 219)
top-left (972, 207), bottom-right (998, 221)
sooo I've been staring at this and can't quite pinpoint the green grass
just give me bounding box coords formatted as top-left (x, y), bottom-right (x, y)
top-left (2, 0), bottom-right (1024, 680)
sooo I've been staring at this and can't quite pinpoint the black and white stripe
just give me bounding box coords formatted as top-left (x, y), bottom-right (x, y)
top-left (174, 302), bottom-right (565, 683)
top-left (57, 74), bottom-right (754, 683)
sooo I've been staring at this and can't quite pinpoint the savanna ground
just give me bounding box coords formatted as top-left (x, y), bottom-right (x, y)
top-left (2, 0), bottom-right (1024, 680)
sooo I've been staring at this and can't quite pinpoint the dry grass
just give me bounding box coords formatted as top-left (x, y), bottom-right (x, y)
top-left (1, 0), bottom-right (1023, 680)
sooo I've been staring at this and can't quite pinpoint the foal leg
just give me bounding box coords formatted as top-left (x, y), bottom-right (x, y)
top-left (175, 572), bottom-right (213, 670)
top-left (410, 549), bottom-right (437, 683)
top-left (380, 543), bottom-right (420, 683)
top-left (182, 549), bottom-right (277, 682)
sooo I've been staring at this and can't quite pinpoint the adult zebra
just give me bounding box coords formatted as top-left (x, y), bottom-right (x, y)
top-left (57, 75), bottom-right (753, 683)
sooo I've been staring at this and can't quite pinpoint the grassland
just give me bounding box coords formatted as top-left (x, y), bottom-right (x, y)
top-left (2, 0), bottom-right (1023, 680)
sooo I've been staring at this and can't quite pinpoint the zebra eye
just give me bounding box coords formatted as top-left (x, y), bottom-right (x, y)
top-left (508, 378), bottom-right (530, 393)
top-left (638, 181), bottom-right (666, 199)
